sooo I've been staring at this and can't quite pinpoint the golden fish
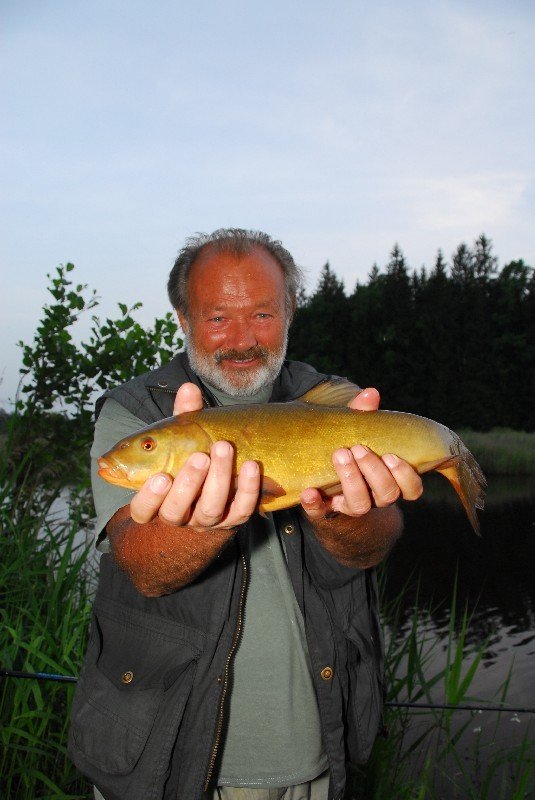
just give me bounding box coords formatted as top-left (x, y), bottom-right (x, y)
top-left (98, 380), bottom-right (486, 532)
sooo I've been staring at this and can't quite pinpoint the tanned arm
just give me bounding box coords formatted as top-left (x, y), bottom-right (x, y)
top-left (308, 505), bottom-right (403, 569)
top-left (106, 506), bottom-right (237, 597)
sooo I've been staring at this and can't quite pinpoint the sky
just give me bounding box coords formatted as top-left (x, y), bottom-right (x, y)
top-left (1, 0), bottom-right (534, 406)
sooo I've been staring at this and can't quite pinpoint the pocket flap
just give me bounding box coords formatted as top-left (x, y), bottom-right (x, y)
top-left (71, 666), bottom-right (164, 775)
top-left (94, 597), bottom-right (204, 690)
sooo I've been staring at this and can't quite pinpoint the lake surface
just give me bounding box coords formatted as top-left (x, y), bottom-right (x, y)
top-left (381, 474), bottom-right (535, 796)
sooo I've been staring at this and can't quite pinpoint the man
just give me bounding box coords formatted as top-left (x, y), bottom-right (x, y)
top-left (69, 228), bottom-right (423, 800)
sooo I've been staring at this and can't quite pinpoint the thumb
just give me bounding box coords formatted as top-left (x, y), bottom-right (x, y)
top-left (349, 387), bottom-right (380, 412)
top-left (173, 382), bottom-right (203, 415)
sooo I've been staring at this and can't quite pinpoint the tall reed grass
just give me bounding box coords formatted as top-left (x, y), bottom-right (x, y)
top-left (348, 576), bottom-right (535, 799)
top-left (0, 436), bottom-right (93, 799)
top-left (459, 428), bottom-right (535, 476)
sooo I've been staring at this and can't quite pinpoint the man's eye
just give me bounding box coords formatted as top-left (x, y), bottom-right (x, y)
top-left (210, 316), bottom-right (224, 323)
top-left (256, 313), bottom-right (272, 319)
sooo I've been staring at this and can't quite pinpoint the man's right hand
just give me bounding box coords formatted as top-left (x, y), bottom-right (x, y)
top-left (129, 383), bottom-right (261, 531)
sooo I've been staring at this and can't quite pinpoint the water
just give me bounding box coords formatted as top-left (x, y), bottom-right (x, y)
top-left (382, 474), bottom-right (535, 795)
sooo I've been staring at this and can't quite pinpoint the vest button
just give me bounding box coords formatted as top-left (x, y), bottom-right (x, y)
top-left (284, 524), bottom-right (295, 535)
top-left (320, 666), bottom-right (333, 681)
top-left (121, 671), bottom-right (134, 684)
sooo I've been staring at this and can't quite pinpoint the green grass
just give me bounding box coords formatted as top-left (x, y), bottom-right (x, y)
top-left (0, 454), bottom-right (94, 799)
top-left (459, 428), bottom-right (535, 476)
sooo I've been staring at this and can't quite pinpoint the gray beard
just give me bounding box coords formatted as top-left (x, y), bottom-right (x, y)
top-left (184, 329), bottom-right (289, 398)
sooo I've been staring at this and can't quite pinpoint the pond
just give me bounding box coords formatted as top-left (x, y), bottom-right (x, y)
top-left (382, 474), bottom-right (535, 796)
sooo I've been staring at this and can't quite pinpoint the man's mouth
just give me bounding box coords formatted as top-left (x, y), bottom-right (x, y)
top-left (215, 347), bottom-right (268, 367)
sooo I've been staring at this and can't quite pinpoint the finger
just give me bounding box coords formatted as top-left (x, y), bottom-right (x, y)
top-left (382, 454), bottom-right (424, 501)
top-left (130, 473), bottom-right (173, 524)
top-left (173, 382), bottom-right (203, 416)
top-left (331, 448), bottom-right (374, 516)
top-left (224, 460), bottom-right (261, 526)
top-left (188, 441), bottom-right (235, 528)
top-left (349, 387), bottom-right (380, 412)
top-left (157, 452), bottom-right (210, 525)
top-left (349, 445), bottom-right (401, 508)
top-left (300, 487), bottom-right (332, 521)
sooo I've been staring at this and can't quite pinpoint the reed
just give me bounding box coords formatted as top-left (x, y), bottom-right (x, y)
top-left (348, 575), bottom-right (535, 799)
top-left (459, 428), bottom-right (535, 476)
top-left (0, 449), bottom-right (93, 799)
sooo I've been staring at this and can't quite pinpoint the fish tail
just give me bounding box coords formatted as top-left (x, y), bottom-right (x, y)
top-left (435, 444), bottom-right (486, 535)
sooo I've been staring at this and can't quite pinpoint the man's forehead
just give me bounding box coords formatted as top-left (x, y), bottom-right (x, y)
top-left (188, 244), bottom-right (285, 287)
top-left (192, 241), bottom-right (274, 269)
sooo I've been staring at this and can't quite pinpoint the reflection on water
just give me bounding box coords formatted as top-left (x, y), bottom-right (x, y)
top-left (384, 475), bottom-right (535, 659)
top-left (381, 476), bottom-right (535, 796)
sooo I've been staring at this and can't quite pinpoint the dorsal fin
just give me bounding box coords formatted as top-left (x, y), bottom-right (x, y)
top-left (298, 378), bottom-right (361, 407)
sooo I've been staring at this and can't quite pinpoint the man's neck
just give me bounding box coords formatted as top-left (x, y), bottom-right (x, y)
top-left (201, 380), bottom-right (273, 406)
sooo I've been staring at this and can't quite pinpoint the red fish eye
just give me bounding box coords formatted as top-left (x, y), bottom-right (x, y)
top-left (141, 437), bottom-right (156, 451)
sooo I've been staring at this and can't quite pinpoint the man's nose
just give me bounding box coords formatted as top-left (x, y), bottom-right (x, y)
top-left (229, 320), bottom-right (257, 350)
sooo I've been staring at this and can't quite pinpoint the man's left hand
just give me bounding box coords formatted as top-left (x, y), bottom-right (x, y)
top-left (300, 387), bottom-right (423, 521)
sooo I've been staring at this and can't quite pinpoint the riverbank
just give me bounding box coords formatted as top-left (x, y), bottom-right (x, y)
top-left (459, 428), bottom-right (535, 475)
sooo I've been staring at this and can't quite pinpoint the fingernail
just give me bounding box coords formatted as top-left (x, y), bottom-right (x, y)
top-left (243, 461), bottom-right (259, 477)
top-left (214, 441), bottom-right (232, 458)
top-left (382, 453), bottom-right (399, 469)
top-left (301, 490), bottom-right (317, 506)
top-left (334, 449), bottom-right (351, 465)
top-left (352, 445), bottom-right (369, 459)
top-left (189, 452), bottom-right (209, 469)
top-left (149, 474), bottom-right (170, 493)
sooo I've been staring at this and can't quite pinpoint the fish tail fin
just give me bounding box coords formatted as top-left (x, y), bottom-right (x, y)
top-left (435, 445), bottom-right (486, 535)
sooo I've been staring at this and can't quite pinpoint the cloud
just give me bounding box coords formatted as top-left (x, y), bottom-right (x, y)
top-left (401, 172), bottom-right (529, 231)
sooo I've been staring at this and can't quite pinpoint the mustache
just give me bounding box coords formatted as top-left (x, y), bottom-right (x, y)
top-left (214, 346), bottom-right (269, 364)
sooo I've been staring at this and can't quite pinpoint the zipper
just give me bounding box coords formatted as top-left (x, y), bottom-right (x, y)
top-left (203, 544), bottom-right (248, 791)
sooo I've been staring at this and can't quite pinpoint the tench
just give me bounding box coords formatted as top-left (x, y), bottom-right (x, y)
top-left (98, 379), bottom-right (486, 533)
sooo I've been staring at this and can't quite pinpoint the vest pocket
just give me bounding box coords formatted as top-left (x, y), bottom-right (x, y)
top-left (69, 603), bottom-right (201, 777)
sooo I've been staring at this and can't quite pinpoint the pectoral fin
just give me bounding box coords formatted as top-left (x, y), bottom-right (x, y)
top-left (320, 482), bottom-right (343, 497)
top-left (260, 476), bottom-right (287, 504)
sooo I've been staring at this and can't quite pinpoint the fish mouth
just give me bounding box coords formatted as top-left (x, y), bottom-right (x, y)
top-left (97, 456), bottom-right (129, 486)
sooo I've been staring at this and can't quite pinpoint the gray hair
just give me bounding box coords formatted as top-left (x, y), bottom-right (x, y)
top-left (167, 228), bottom-right (303, 317)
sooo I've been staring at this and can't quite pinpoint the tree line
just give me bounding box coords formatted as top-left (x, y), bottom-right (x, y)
top-left (288, 235), bottom-right (535, 431)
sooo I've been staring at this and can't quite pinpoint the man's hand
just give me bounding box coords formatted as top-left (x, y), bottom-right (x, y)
top-left (129, 383), bottom-right (261, 530)
top-left (300, 387), bottom-right (423, 522)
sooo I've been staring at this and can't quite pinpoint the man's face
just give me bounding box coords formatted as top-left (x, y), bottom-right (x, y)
top-left (178, 245), bottom-right (292, 397)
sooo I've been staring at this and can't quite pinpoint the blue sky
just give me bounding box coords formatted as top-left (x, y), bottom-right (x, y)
top-left (1, 0), bottom-right (534, 406)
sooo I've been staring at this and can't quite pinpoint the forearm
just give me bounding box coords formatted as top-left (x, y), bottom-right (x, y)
top-left (309, 505), bottom-right (403, 569)
top-left (107, 506), bottom-right (236, 597)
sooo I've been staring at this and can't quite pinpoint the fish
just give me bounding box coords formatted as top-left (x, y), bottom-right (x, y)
top-left (98, 379), bottom-right (486, 533)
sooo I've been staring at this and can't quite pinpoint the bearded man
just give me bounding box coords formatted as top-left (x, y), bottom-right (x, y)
top-left (69, 229), bottom-right (423, 800)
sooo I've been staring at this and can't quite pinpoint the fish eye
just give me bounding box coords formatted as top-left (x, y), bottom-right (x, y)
top-left (141, 437), bottom-right (156, 452)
